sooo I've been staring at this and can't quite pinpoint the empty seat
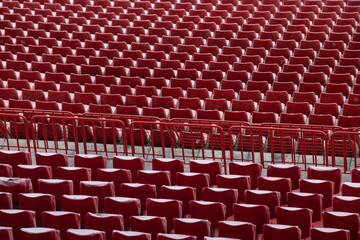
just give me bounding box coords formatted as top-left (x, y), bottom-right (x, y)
top-left (311, 227), bottom-right (350, 240)
top-left (66, 229), bottom-right (105, 240)
top-left (299, 179), bottom-right (334, 209)
top-left (229, 162), bottom-right (262, 189)
top-left (0, 150), bottom-right (31, 176)
top-left (276, 206), bottom-right (312, 238)
top-left (245, 190), bottom-right (280, 218)
top-left (17, 165), bottom-right (52, 192)
top-left (174, 218), bottom-right (211, 240)
top-left (19, 193), bottom-right (56, 221)
top-left (0, 209), bottom-right (36, 240)
top-left (130, 216), bottom-right (167, 239)
top-left (263, 224), bottom-right (301, 240)
top-left (62, 195), bottom-right (99, 222)
top-left (323, 211), bottom-right (360, 240)
top-left (35, 153), bottom-right (68, 179)
top-left (233, 203), bottom-right (270, 234)
top-left (58, 167), bottom-right (91, 194)
top-left (202, 187), bottom-right (238, 217)
top-left (189, 160), bottom-right (222, 186)
top-left (80, 181), bottom-right (115, 209)
top-left (112, 231), bottom-right (151, 240)
top-left (258, 177), bottom-right (291, 205)
top-left (146, 198), bottom-right (182, 230)
top-left (308, 166), bottom-right (342, 194)
top-left (120, 183), bottom-right (157, 210)
top-left (74, 154), bottom-right (107, 181)
top-left (85, 212), bottom-right (124, 240)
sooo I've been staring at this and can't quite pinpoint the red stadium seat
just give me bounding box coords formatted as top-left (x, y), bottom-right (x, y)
top-left (0, 209), bottom-right (36, 240)
top-left (174, 218), bottom-right (211, 240)
top-left (323, 211), bottom-right (360, 240)
top-left (66, 229), bottom-right (105, 240)
top-left (311, 228), bottom-right (350, 240)
top-left (299, 179), bottom-right (334, 209)
top-left (20, 227), bottom-right (60, 240)
top-left (263, 224), bottom-right (301, 240)
top-left (85, 212), bottom-right (124, 240)
top-left (244, 190), bottom-right (280, 218)
top-left (130, 216), bottom-right (167, 239)
top-left (121, 183), bottom-right (157, 210)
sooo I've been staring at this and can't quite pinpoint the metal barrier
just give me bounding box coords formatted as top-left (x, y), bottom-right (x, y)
top-left (330, 131), bottom-right (360, 173)
top-left (0, 111), bottom-right (359, 173)
top-left (0, 113), bottom-right (31, 152)
top-left (128, 121), bottom-right (227, 172)
top-left (229, 125), bottom-right (329, 170)
top-left (30, 115), bottom-right (127, 157)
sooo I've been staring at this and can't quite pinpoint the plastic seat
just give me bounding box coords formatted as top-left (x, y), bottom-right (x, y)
top-left (308, 166), bottom-right (342, 194)
top-left (74, 154), bottom-right (107, 181)
top-left (17, 165), bottom-right (52, 192)
top-left (266, 91), bottom-right (291, 104)
top-left (146, 198), bottom-right (182, 230)
top-left (276, 206), bottom-right (312, 238)
top-left (0, 227), bottom-right (13, 240)
top-left (263, 224), bottom-right (301, 240)
top-left (66, 229), bottom-right (105, 240)
top-left (233, 203), bottom-right (270, 234)
top-left (267, 164), bottom-right (301, 190)
top-left (85, 213), bottom-right (123, 240)
top-left (252, 72), bottom-right (276, 84)
top-left (160, 186), bottom-right (195, 216)
top-left (325, 84), bottom-right (350, 99)
top-left (80, 181), bottom-right (115, 209)
top-left (314, 102), bottom-right (340, 118)
top-left (202, 187), bottom-right (238, 217)
top-left (120, 183), bottom-right (157, 210)
top-left (228, 162), bottom-right (262, 189)
top-left (247, 81), bottom-right (270, 94)
top-left (62, 195), bottom-right (98, 222)
top-left (299, 179), bottom-right (334, 209)
top-left (311, 227), bottom-right (350, 240)
top-left (0, 210), bottom-right (36, 240)
top-left (0, 164), bottom-right (12, 178)
top-left (323, 211), bottom-right (359, 240)
top-left (130, 216), bottom-right (167, 239)
top-left (58, 167), bottom-right (91, 195)
top-left (176, 172), bottom-right (210, 200)
top-left (38, 179), bottom-right (73, 208)
top-left (174, 218), bottom-right (211, 240)
top-left (259, 101), bottom-right (284, 114)
top-left (258, 177), bottom-right (291, 205)
top-left (103, 197), bottom-right (140, 229)
top-left (112, 231), bottom-right (151, 240)
top-left (244, 190), bottom-right (280, 218)
top-left (19, 227), bottom-right (60, 240)
top-left (338, 116), bottom-right (360, 128)
top-left (19, 193), bottom-right (56, 221)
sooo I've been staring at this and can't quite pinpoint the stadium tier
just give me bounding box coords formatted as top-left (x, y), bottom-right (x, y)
top-left (0, 151), bottom-right (359, 240)
top-left (0, 0), bottom-right (360, 239)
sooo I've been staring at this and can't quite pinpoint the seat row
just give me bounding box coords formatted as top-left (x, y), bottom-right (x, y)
top-left (0, 214), bottom-right (357, 240)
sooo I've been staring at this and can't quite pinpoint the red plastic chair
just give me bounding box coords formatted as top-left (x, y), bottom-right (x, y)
top-left (308, 166), bottom-right (342, 194)
top-left (174, 218), bottom-right (211, 240)
top-left (299, 179), bottom-right (334, 209)
top-left (146, 198), bottom-right (182, 230)
top-left (120, 183), bottom-right (157, 210)
top-left (229, 162), bottom-right (263, 189)
top-left (323, 211), bottom-right (360, 240)
top-left (0, 209), bottom-right (36, 240)
top-left (244, 190), bottom-right (280, 219)
top-left (233, 203), bottom-right (270, 234)
top-left (311, 227), bottom-right (350, 240)
top-left (263, 224), bottom-right (301, 240)
top-left (17, 165), bottom-right (52, 192)
top-left (20, 227), bottom-right (60, 240)
top-left (130, 216), bottom-right (167, 240)
top-left (287, 192), bottom-right (323, 222)
top-left (66, 229), bottom-right (105, 240)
